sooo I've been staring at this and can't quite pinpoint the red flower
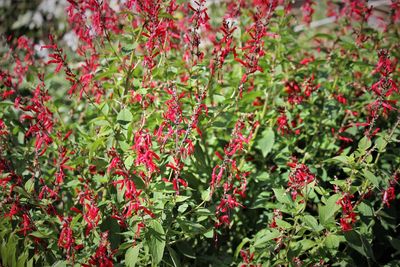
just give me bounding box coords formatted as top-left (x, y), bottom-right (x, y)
top-left (334, 94), bottom-right (347, 104)
top-left (83, 202), bottom-right (100, 236)
top-left (337, 194), bottom-right (357, 231)
top-left (132, 130), bottom-right (160, 174)
top-left (285, 80), bottom-right (302, 105)
top-left (287, 160), bottom-right (316, 200)
top-left (19, 214), bottom-right (33, 236)
top-left (277, 112), bottom-right (289, 135)
top-left (302, 0), bottom-right (315, 25)
top-left (58, 217), bottom-right (75, 258)
top-left (107, 157), bottom-right (121, 174)
top-left (21, 77), bottom-right (54, 156)
top-left (341, 0), bottom-right (372, 22)
top-left (210, 18), bottom-right (237, 75)
top-left (240, 249), bottom-right (256, 266)
top-left (269, 209), bottom-right (282, 228)
top-left (4, 202), bottom-right (20, 219)
top-left (86, 231), bottom-right (115, 267)
top-left (392, 1), bottom-right (400, 23)
top-left (300, 57), bottom-right (314, 65)
top-left (383, 186), bottom-right (396, 207)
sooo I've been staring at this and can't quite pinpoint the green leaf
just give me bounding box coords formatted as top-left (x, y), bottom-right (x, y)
top-left (17, 251), bottom-right (29, 267)
top-left (1, 233), bottom-right (17, 267)
top-left (375, 136), bottom-right (388, 152)
top-left (362, 169), bottom-right (379, 187)
top-left (318, 194), bottom-right (341, 226)
top-left (0, 100), bottom-right (14, 107)
top-left (253, 229), bottom-right (280, 248)
top-left (275, 218), bottom-right (291, 229)
top-left (175, 195), bottom-right (190, 203)
top-left (344, 231), bottom-right (375, 260)
top-left (177, 219), bottom-right (206, 234)
top-left (388, 236), bottom-right (400, 252)
top-left (52, 261), bottom-right (67, 267)
top-left (193, 143), bottom-right (209, 173)
top-left (125, 245), bottom-right (141, 267)
top-left (167, 246), bottom-right (181, 267)
top-left (357, 202), bottom-right (374, 217)
top-left (24, 178), bottom-right (34, 193)
top-left (324, 234), bottom-right (341, 249)
top-left (117, 109), bottom-right (133, 125)
top-left (124, 155), bottom-right (135, 169)
top-left (358, 136), bottom-right (372, 152)
top-left (303, 215), bottom-right (322, 231)
top-left (273, 188), bottom-right (292, 204)
top-left (201, 188), bottom-right (211, 202)
top-left (159, 12), bottom-right (176, 20)
top-left (178, 203), bottom-right (188, 213)
top-left (90, 117), bottom-right (110, 126)
top-left (147, 220), bottom-right (165, 265)
top-left (203, 229), bottom-right (213, 238)
top-left (176, 241), bottom-right (196, 259)
top-left (256, 172), bottom-right (270, 182)
top-left (122, 43), bottom-right (138, 53)
top-left (257, 128), bottom-right (275, 157)
top-left (295, 239), bottom-right (315, 251)
top-left (331, 155), bottom-right (351, 165)
top-left (29, 231), bottom-right (52, 239)
top-left (312, 33), bottom-right (335, 40)
top-left (234, 238), bottom-right (250, 258)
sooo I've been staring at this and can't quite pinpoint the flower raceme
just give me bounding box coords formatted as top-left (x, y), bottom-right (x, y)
top-left (337, 194), bottom-right (357, 231)
top-left (365, 50), bottom-right (399, 136)
top-left (58, 217), bottom-right (76, 259)
top-left (211, 116), bottom-right (258, 227)
top-left (85, 232), bottom-right (115, 267)
top-left (301, 0), bottom-right (315, 25)
top-left (287, 160), bottom-right (316, 200)
top-left (20, 75), bottom-right (54, 156)
top-left (382, 172), bottom-right (399, 207)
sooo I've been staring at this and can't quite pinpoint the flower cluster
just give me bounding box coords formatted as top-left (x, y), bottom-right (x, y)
top-left (58, 217), bottom-right (76, 259)
top-left (337, 194), bottom-right (357, 231)
top-left (234, 7), bottom-right (276, 93)
top-left (285, 76), bottom-right (319, 105)
top-left (67, 0), bottom-right (120, 46)
top-left (276, 109), bottom-right (302, 135)
top-left (301, 0), bottom-right (315, 25)
top-left (240, 249), bottom-right (258, 267)
top-left (210, 18), bottom-right (237, 76)
top-left (19, 75), bottom-right (54, 156)
top-left (269, 208), bottom-right (282, 229)
top-left (85, 232), bottom-right (115, 267)
top-left (382, 172), bottom-right (399, 207)
top-left (107, 150), bottom-right (154, 223)
top-left (365, 49), bottom-right (398, 136)
top-left (287, 160), bottom-right (316, 200)
top-left (132, 130), bottom-right (160, 179)
top-left (211, 116), bottom-right (258, 227)
top-left (340, 0), bottom-right (372, 23)
top-left (185, 0), bottom-right (210, 65)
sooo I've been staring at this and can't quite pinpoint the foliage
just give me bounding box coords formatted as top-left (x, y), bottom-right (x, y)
top-left (1, 0), bottom-right (400, 266)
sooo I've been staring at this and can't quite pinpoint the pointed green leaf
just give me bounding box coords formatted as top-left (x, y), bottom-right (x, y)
top-left (147, 220), bottom-right (165, 265)
top-left (117, 109), bottom-right (133, 125)
top-left (125, 245), bottom-right (140, 267)
top-left (257, 128), bottom-right (275, 157)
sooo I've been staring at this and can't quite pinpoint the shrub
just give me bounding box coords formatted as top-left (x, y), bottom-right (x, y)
top-left (0, 0), bottom-right (400, 266)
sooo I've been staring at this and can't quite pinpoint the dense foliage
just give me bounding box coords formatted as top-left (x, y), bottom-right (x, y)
top-left (1, 0), bottom-right (400, 266)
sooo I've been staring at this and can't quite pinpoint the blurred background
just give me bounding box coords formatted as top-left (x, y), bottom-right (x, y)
top-left (0, 0), bottom-right (394, 50)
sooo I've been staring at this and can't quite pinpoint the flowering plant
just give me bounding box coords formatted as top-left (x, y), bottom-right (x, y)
top-left (1, 0), bottom-right (400, 266)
